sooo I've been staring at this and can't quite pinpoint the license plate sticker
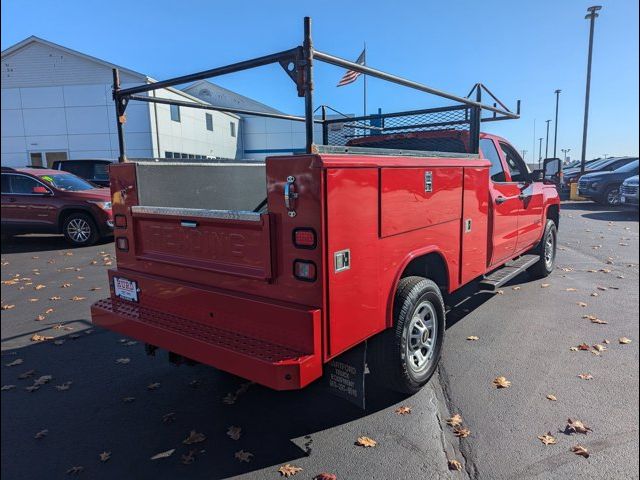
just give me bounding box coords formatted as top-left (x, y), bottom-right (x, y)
top-left (620, 196), bottom-right (626, 203)
top-left (113, 277), bottom-right (139, 302)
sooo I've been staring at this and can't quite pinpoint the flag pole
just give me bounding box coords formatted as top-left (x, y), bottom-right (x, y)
top-left (363, 42), bottom-right (367, 118)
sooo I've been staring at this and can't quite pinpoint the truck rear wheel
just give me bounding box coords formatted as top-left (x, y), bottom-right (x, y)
top-left (368, 276), bottom-right (445, 394)
top-left (528, 219), bottom-right (557, 279)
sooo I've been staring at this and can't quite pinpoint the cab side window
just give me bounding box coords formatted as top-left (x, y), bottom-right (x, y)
top-left (500, 143), bottom-right (529, 183)
top-left (10, 175), bottom-right (41, 194)
top-left (1, 174), bottom-right (11, 194)
top-left (480, 138), bottom-right (506, 182)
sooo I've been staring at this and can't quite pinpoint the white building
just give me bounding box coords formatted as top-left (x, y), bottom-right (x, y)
top-left (1, 36), bottom-right (241, 167)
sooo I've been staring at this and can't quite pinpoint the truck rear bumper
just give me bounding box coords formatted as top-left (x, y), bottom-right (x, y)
top-left (91, 296), bottom-right (322, 391)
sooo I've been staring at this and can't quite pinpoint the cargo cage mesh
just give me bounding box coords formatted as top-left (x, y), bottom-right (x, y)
top-left (321, 105), bottom-right (472, 153)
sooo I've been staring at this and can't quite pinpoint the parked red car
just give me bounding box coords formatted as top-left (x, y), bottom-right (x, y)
top-left (1, 167), bottom-right (113, 246)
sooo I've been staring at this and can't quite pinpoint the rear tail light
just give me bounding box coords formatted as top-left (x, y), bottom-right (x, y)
top-left (293, 260), bottom-right (316, 282)
top-left (116, 237), bottom-right (129, 252)
top-left (114, 214), bottom-right (127, 228)
top-left (293, 228), bottom-right (316, 249)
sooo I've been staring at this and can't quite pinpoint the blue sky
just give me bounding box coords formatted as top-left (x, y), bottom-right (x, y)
top-left (2, 0), bottom-right (638, 161)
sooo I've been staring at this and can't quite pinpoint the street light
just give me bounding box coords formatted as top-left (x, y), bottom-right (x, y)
top-left (545, 119), bottom-right (552, 158)
top-left (521, 149), bottom-right (527, 161)
top-left (553, 90), bottom-right (561, 157)
top-left (561, 148), bottom-right (571, 164)
top-left (580, 5), bottom-right (602, 175)
top-left (538, 137), bottom-right (544, 168)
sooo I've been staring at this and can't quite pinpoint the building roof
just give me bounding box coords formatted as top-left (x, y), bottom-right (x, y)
top-left (183, 79), bottom-right (285, 116)
top-left (1, 36), bottom-right (239, 119)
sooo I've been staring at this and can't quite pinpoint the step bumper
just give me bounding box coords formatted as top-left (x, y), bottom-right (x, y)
top-left (91, 298), bottom-right (322, 390)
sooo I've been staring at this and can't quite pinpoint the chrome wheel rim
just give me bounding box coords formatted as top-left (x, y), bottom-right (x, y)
top-left (406, 300), bottom-right (437, 374)
top-left (544, 229), bottom-right (555, 269)
top-left (607, 188), bottom-right (620, 206)
top-left (67, 218), bottom-right (91, 243)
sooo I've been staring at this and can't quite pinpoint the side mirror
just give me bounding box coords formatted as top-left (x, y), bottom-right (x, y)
top-left (542, 158), bottom-right (562, 183)
top-left (32, 186), bottom-right (50, 195)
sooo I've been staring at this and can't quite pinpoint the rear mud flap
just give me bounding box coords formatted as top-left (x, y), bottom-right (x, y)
top-left (322, 342), bottom-right (367, 409)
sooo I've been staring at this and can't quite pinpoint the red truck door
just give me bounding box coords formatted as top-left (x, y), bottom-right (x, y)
top-left (480, 138), bottom-right (520, 267)
top-left (497, 142), bottom-right (544, 252)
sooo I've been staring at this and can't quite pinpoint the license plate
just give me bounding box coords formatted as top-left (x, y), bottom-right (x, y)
top-left (113, 277), bottom-right (138, 302)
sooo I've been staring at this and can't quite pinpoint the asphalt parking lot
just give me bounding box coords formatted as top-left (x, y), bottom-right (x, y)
top-left (1, 201), bottom-right (638, 480)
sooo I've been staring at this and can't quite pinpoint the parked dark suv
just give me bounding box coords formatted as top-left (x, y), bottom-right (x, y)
top-left (51, 159), bottom-right (114, 187)
top-left (578, 159), bottom-right (639, 206)
top-left (1, 167), bottom-right (113, 246)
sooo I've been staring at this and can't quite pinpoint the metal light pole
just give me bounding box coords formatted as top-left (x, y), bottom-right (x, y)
top-left (553, 89), bottom-right (561, 157)
top-left (580, 6), bottom-right (602, 175)
top-left (545, 119), bottom-right (552, 158)
top-left (521, 149), bottom-right (527, 161)
top-left (538, 137), bottom-right (543, 168)
top-left (561, 148), bottom-right (571, 164)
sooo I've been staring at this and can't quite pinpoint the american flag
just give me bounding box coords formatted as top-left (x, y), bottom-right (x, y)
top-left (337, 49), bottom-right (366, 87)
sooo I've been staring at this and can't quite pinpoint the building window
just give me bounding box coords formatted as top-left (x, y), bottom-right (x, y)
top-left (170, 105), bottom-right (181, 122)
top-left (206, 113), bottom-right (213, 131)
top-left (230, 121), bottom-right (236, 138)
top-left (165, 151), bottom-right (173, 159)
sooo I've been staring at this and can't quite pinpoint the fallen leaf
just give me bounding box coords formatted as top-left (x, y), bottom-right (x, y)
top-left (546, 394), bottom-right (557, 401)
top-left (567, 418), bottom-right (592, 435)
top-left (453, 426), bottom-right (471, 438)
top-left (1, 385), bottom-right (16, 391)
top-left (537, 432), bottom-right (558, 445)
top-left (571, 444), bottom-right (590, 458)
top-left (99, 451), bottom-right (111, 462)
top-left (577, 302), bottom-right (588, 307)
top-left (34, 284), bottom-right (46, 290)
top-left (448, 459), bottom-right (463, 471)
top-left (45, 308), bottom-right (54, 314)
top-left (31, 334), bottom-right (53, 342)
top-left (592, 344), bottom-right (606, 352)
top-left (49, 296), bottom-right (61, 301)
top-left (496, 290), bottom-right (504, 295)
top-left (590, 292), bottom-right (599, 297)
top-left (602, 339), bottom-right (610, 344)
top-left (1, 304), bottom-right (15, 310)
top-left (66, 466), bottom-right (84, 475)
top-left (5, 359), bottom-right (23, 367)
top-left (394, 406), bottom-right (412, 415)
top-left (34, 429), bottom-right (48, 439)
top-left (578, 373), bottom-right (593, 380)
top-left (492, 376), bottom-right (511, 388)
top-left (115, 358), bottom-right (130, 365)
top-left (234, 450), bottom-right (254, 463)
top-left (147, 382), bottom-right (161, 390)
top-left (619, 337), bottom-right (632, 344)
top-left (446, 413), bottom-right (463, 427)
top-left (541, 283), bottom-right (551, 288)
top-left (150, 449), bottom-right (175, 460)
top-left (278, 464), bottom-right (303, 477)
top-left (18, 370), bottom-right (35, 379)
top-left (90, 287), bottom-right (102, 291)
top-left (183, 430), bottom-right (206, 445)
top-left (55, 381), bottom-right (72, 391)
top-left (227, 425), bottom-right (242, 440)
top-left (512, 286), bottom-right (521, 291)
top-left (35, 315), bottom-right (46, 321)
top-left (61, 283), bottom-right (72, 288)
top-left (577, 343), bottom-right (590, 351)
top-left (313, 474), bottom-right (337, 480)
top-left (33, 375), bottom-right (52, 386)
top-left (466, 335), bottom-right (479, 341)
top-left (70, 296), bottom-right (86, 301)
top-left (122, 396), bottom-right (136, 403)
top-left (181, 450), bottom-right (196, 465)
top-left (355, 436), bottom-right (377, 447)
top-left (569, 346), bottom-right (579, 352)
top-left (590, 317), bottom-right (608, 324)
top-left (25, 385), bottom-right (40, 392)
top-left (162, 412), bottom-right (175, 424)
top-left (565, 288), bottom-right (578, 292)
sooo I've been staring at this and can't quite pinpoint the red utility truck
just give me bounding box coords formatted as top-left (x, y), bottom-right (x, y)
top-left (91, 18), bottom-right (561, 394)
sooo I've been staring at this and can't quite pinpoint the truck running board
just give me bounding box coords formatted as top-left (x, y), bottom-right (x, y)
top-left (479, 254), bottom-right (540, 291)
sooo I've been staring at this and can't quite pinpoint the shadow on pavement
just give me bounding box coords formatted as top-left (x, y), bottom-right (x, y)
top-left (560, 201), bottom-right (639, 223)
top-left (1, 234), bottom-right (113, 255)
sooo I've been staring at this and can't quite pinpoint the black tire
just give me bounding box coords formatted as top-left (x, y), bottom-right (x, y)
top-left (528, 219), bottom-right (557, 279)
top-left (599, 185), bottom-right (621, 207)
top-left (62, 213), bottom-right (99, 247)
top-left (368, 276), bottom-right (445, 394)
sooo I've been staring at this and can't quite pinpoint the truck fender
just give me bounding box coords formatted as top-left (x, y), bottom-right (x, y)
top-left (386, 247), bottom-right (452, 328)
